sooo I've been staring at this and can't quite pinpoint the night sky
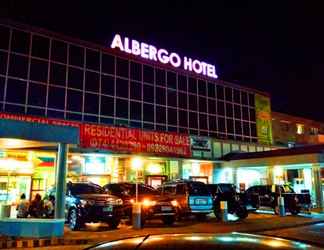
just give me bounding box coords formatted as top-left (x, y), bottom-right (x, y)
top-left (2, 1), bottom-right (324, 121)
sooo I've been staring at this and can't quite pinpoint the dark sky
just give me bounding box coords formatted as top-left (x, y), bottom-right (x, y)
top-left (2, 1), bottom-right (324, 121)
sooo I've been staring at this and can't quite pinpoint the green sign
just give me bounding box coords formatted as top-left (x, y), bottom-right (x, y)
top-left (255, 94), bottom-right (273, 145)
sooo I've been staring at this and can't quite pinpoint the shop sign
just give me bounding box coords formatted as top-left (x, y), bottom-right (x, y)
top-left (111, 34), bottom-right (218, 79)
top-left (255, 94), bottom-right (273, 145)
top-left (190, 136), bottom-right (211, 151)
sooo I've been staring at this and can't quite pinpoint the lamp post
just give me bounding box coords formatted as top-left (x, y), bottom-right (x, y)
top-left (131, 157), bottom-right (143, 229)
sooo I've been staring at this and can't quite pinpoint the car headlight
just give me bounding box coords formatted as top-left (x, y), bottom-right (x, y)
top-left (171, 200), bottom-right (178, 207)
top-left (142, 199), bottom-right (156, 207)
top-left (80, 199), bottom-right (95, 207)
top-left (115, 198), bottom-right (123, 205)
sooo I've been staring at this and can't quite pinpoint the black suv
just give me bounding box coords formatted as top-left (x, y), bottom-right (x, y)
top-left (103, 183), bottom-right (177, 226)
top-left (49, 182), bottom-right (123, 230)
top-left (244, 184), bottom-right (310, 215)
top-left (206, 183), bottom-right (248, 219)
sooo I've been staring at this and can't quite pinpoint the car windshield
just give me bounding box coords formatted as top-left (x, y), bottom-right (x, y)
top-left (188, 182), bottom-right (210, 196)
top-left (110, 184), bottom-right (159, 196)
top-left (70, 184), bottom-right (105, 195)
top-left (219, 184), bottom-right (236, 193)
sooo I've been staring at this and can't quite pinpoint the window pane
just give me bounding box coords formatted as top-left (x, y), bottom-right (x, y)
top-left (32, 35), bottom-right (49, 59)
top-left (178, 92), bottom-right (187, 109)
top-left (241, 91), bottom-right (248, 105)
top-left (0, 26), bottom-right (9, 50)
top-left (234, 104), bottom-right (241, 119)
top-left (198, 80), bottom-right (206, 96)
top-left (30, 59), bottom-right (48, 82)
top-left (130, 81), bottom-right (141, 101)
top-left (144, 123), bottom-right (154, 130)
top-left (86, 49), bottom-right (100, 71)
top-left (130, 62), bottom-right (141, 81)
top-left (168, 108), bottom-right (177, 125)
top-left (167, 89), bottom-right (177, 107)
top-left (47, 110), bottom-right (64, 119)
top-left (156, 87), bottom-right (166, 105)
top-left (5, 104), bottom-right (25, 114)
top-left (102, 54), bottom-right (115, 74)
top-left (0, 77), bottom-right (4, 102)
top-left (218, 117), bottom-right (225, 132)
top-left (143, 65), bottom-right (154, 83)
top-left (116, 98), bottom-right (128, 118)
top-left (216, 85), bottom-right (224, 100)
top-left (51, 40), bottom-right (67, 63)
top-left (66, 112), bottom-right (82, 121)
top-left (250, 108), bottom-right (256, 121)
top-left (101, 75), bottom-right (114, 96)
top-left (208, 99), bottom-right (216, 114)
top-left (9, 54), bottom-right (28, 78)
top-left (178, 75), bottom-right (187, 91)
top-left (225, 87), bottom-right (232, 102)
top-left (143, 104), bottom-right (154, 122)
top-left (28, 83), bottom-right (46, 106)
top-left (48, 86), bottom-right (65, 109)
top-left (143, 84), bottom-right (154, 103)
top-left (68, 67), bottom-right (83, 90)
top-left (217, 101), bottom-right (225, 116)
top-left (156, 106), bottom-right (166, 124)
top-left (84, 93), bottom-right (99, 114)
top-left (67, 89), bottom-right (82, 112)
top-left (27, 107), bottom-right (45, 116)
top-left (116, 58), bottom-right (128, 77)
top-left (242, 107), bottom-right (249, 120)
top-left (179, 110), bottom-right (188, 127)
top-left (199, 97), bottom-right (207, 113)
top-left (85, 71), bottom-right (99, 92)
top-left (226, 103), bottom-right (233, 117)
top-left (130, 101), bottom-right (141, 120)
top-left (50, 63), bottom-right (66, 86)
top-left (188, 77), bottom-right (196, 93)
top-left (208, 82), bottom-right (215, 98)
top-left (243, 122), bottom-right (250, 136)
top-left (209, 115), bottom-right (217, 131)
top-left (116, 78), bottom-right (128, 98)
top-left (0, 51), bottom-right (7, 75)
top-left (199, 114), bottom-right (207, 130)
top-left (101, 95), bottom-right (114, 116)
top-left (251, 123), bottom-right (257, 137)
top-left (189, 112), bottom-right (198, 129)
top-left (234, 89), bottom-right (241, 103)
top-left (167, 71), bottom-right (176, 89)
top-left (227, 119), bottom-right (234, 134)
top-left (249, 93), bottom-right (255, 106)
top-left (6, 79), bottom-right (26, 104)
top-left (156, 68), bottom-right (165, 86)
top-left (69, 45), bottom-right (84, 67)
top-left (235, 120), bottom-right (242, 135)
top-left (11, 30), bottom-right (30, 54)
top-left (189, 94), bottom-right (197, 111)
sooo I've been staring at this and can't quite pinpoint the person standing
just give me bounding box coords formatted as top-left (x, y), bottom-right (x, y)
top-left (16, 193), bottom-right (29, 218)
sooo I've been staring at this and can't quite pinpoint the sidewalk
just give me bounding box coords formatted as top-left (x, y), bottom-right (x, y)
top-left (2, 212), bottom-right (324, 249)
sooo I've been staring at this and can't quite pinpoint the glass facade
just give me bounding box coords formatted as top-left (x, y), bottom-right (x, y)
top-left (0, 23), bottom-right (258, 143)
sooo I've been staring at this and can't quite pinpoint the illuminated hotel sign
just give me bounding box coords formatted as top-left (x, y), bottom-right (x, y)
top-left (111, 34), bottom-right (218, 79)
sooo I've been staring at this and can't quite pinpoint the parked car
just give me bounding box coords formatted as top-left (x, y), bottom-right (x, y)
top-left (206, 183), bottom-right (248, 219)
top-left (244, 184), bottom-right (311, 215)
top-left (48, 182), bottom-right (123, 230)
top-left (103, 182), bottom-right (177, 225)
top-left (158, 180), bottom-right (213, 220)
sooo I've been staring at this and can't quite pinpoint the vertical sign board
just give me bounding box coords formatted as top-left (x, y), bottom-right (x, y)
top-left (255, 94), bottom-right (273, 145)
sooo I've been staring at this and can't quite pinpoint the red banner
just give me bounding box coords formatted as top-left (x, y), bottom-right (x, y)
top-left (0, 113), bottom-right (191, 157)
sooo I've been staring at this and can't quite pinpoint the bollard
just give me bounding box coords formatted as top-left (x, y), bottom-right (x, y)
top-left (278, 196), bottom-right (285, 216)
top-left (132, 202), bottom-right (142, 229)
top-left (220, 201), bottom-right (228, 222)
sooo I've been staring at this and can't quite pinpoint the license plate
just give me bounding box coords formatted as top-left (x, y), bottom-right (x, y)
top-left (195, 199), bottom-right (207, 205)
top-left (161, 206), bottom-right (172, 211)
top-left (103, 206), bottom-right (113, 212)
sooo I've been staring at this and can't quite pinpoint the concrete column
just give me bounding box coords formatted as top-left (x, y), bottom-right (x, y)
top-left (178, 160), bottom-right (183, 179)
top-left (55, 143), bottom-right (68, 219)
top-left (312, 164), bottom-right (323, 211)
top-left (267, 166), bottom-right (274, 185)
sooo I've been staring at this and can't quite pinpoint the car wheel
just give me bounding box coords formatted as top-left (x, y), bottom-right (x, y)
top-left (196, 213), bottom-right (207, 221)
top-left (68, 208), bottom-right (82, 231)
top-left (162, 216), bottom-right (175, 226)
top-left (108, 219), bottom-right (120, 229)
top-left (236, 206), bottom-right (248, 219)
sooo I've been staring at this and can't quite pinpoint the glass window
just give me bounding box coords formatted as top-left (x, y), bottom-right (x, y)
top-left (47, 110), bottom-right (64, 119)
top-left (250, 108), bottom-right (256, 121)
top-left (130, 101), bottom-right (141, 120)
top-left (188, 77), bottom-right (197, 93)
top-left (189, 112), bottom-right (198, 129)
top-left (241, 91), bottom-right (248, 105)
top-left (84, 93), bottom-right (99, 114)
top-left (48, 86), bottom-right (65, 109)
top-left (208, 99), bottom-right (216, 114)
top-left (225, 87), bottom-right (232, 102)
top-left (101, 75), bottom-right (114, 96)
top-left (28, 83), bottom-right (46, 106)
top-left (66, 112), bottom-right (82, 121)
top-left (179, 127), bottom-right (188, 134)
top-left (242, 106), bottom-right (249, 120)
top-left (51, 40), bottom-right (67, 63)
top-left (0, 51), bottom-right (7, 75)
top-left (84, 115), bottom-right (99, 123)
top-left (144, 123), bottom-right (154, 130)
top-left (68, 67), bottom-right (83, 90)
top-left (189, 94), bottom-right (197, 111)
top-left (11, 30), bottom-right (30, 54)
top-left (178, 74), bottom-right (187, 91)
top-left (199, 97), bottom-right (207, 113)
top-left (156, 124), bottom-right (166, 131)
top-left (249, 93), bottom-right (255, 106)
top-left (67, 89), bottom-right (82, 112)
top-left (27, 107), bottom-right (45, 116)
top-left (226, 102), bottom-right (233, 117)
top-left (179, 110), bottom-right (188, 127)
top-left (102, 53), bottom-right (115, 74)
top-left (217, 101), bottom-right (225, 116)
top-left (233, 89), bottom-right (241, 103)
top-left (116, 58), bottom-right (128, 77)
top-left (208, 82), bottom-right (215, 98)
top-left (199, 114), bottom-right (207, 130)
top-left (143, 104), bottom-right (154, 122)
top-left (243, 122), bottom-right (250, 136)
top-left (130, 62), bottom-right (141, 81)
top-left (209, 115), bottom-right (217, 131)
top-left (130, 81), bottom-right (141, 100)
top-left (251, 123), bottom-right (257, 137)
top-left (0, 77), bottom-right (4, 102)
top-left (5, 104), bottom-right (25, 114)
top-left (86, 49), bottom-right (100, 71)
top-left (31, 35), bottom-right (49, 59)
top-left (30, 59), bottom-right (48, 82)
top-left (143, 65), bottom-right (154, 83)
top-left (168, 108), bottom-right (177, 125)
top-left (143, 84), bottom-right (154, 103)
top-left (85, 71), bottom-right (99, 92)
top-left (156, 87), bottom-right (166, 105)
top-left (156, 106), bottom-right (166, 124)
top-left (227, 119), bottom-right (234, 134)
top-left (130, 121), bottom-right (142, 128)
top-left (167, 71), bottom-right (176, 89)
top-left (167, 89), bottom-right (177, 107)
top-left (216, 85), bottom-right (224, 100)
top-left (9, 54), bottom-right (28, 78)
top-left (218, 117), bottom-right (226, 132)
top-left (178, 92), bottom-right (187, 109)
top-left (198, 80), bottom-right (206, 96)
top-left (6, 79), bottom-right (26, 104)
top-left (235, 120), bottom-right (242, 135)
top-left (100, 95), bottom-right (114, 116)
top-left (50, 63), bottom-right (66, 86)
top-left (156, 68), bottom-right (165, 86)
top-left (234, 104), bottom-right (241, 119)
top-left (116, 98), bottom-right (128, 118)
top-left (116, 78), bottom-right (128, 98)
top-left (0, 26), bottom-right (9, 50)
top-left (69, 45), bottom-right (84, 67)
